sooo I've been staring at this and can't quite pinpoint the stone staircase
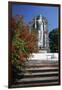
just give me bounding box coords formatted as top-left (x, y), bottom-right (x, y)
top-left (11, 60), bottom-right (59, 88)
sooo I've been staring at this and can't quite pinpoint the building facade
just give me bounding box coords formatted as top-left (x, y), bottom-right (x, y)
top-left (29, 15), bottom-right (49, 52)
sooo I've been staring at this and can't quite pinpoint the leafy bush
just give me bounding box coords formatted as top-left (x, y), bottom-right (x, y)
top-left (11, 15), bottom-right (37, 70)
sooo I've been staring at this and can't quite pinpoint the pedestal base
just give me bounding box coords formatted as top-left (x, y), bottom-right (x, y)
top-left (38, 50), bottom-right (47, 53)
top-left (28, 53), bottom-right (58, 61)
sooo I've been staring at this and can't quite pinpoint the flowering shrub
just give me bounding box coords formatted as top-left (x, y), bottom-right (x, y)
top-left (11, 15), bottom-right (37, 69)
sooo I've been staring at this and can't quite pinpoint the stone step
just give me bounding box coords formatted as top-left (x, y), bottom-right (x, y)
top-left (15, 76), bottom-right (59, 84)
top-left (21, 67), bottom-right (59, 73)
top-left (24, 64), bottom-right (58, 68)
top-left (24, 69), bottom-right (58, 73)
top-left (12, 60), bottom-right (59, 88)
top-left (25, 60), bottom-right (58, 65)
top-left (18, 71), bottom-right (59, 77)
top-left (17, 73), bottom-right (59, 79)
top-left (16, 66), bottom-right (59, 79)
top-left (24, 67), bottom-right (58, 70)
top-left (12, 81), bottom-right (59, 88)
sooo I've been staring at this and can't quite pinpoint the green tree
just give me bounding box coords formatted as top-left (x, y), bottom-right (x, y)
top-left (49, 28), bottom-right (59, 53)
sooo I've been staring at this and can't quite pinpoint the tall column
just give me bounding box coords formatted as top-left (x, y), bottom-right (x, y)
top-left (45, 33), bottom-right (46, 47)
top-left (38, 30), bottom-right (41, 48)
top-left (44, 24), bottom-right (47, 48)
top-left (40, 23), bottom-right (43, 48)
top-left (35, 17), bottom-right (37, 29)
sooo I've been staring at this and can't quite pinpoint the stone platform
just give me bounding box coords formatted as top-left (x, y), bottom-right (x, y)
top-left (28, 53), bottom-right (58, 61)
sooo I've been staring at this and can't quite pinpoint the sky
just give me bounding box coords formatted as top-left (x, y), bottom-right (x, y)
top-left (12, 3), bottom-right (59, 32)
